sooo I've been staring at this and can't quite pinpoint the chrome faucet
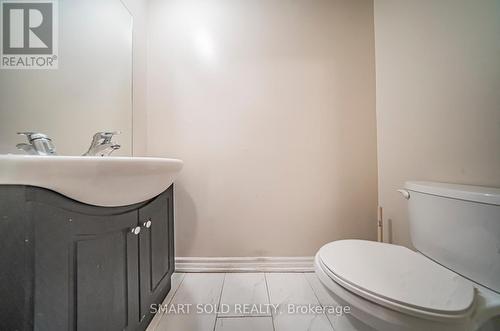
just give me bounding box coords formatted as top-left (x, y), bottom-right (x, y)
top-left (16, 132), bottom-right (57, 155)
top-left (83, 131), bottom-right (121, 156)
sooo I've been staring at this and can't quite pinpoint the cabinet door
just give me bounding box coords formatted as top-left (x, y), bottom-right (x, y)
top-left (0, 186), bottom-right (34, 331)
top-left (139, 186), bottom-right (174, 324)
top-left (33, 202), bottom-right (141, 331)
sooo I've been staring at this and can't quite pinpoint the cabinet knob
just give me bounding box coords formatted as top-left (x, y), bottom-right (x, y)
top-left (130, 226), bottom-right (141, 235)
top-left (143, 219), bottom-right (152, 228)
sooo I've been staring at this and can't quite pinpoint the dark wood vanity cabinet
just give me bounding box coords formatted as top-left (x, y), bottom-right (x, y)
top-left (139, 192), bottom-right (175, 325)
top-left (0, 185), bottom-right (175, 331)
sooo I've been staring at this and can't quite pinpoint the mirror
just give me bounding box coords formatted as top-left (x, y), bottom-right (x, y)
top-left (0, 0), bottom-right (133, 156)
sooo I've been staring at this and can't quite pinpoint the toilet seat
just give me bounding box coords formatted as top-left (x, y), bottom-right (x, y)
top-left (318, 240), bottom-right (476, 322)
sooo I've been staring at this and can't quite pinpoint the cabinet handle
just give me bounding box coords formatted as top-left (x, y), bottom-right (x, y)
top-left (130, 226), bottom-right (141, 235)
top-left (143, 219), bottom-right (152, 229)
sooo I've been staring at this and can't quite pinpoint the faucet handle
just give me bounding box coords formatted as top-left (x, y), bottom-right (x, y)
top-left (91, 131), bottom-right (121, 144)
top-left (17, 131), bottom-right (35, 137)
top-left (17, 132), bottom-right (36, 142)
top-left (95, 131), bottom-right (121, 137)
top-left (17, 132), bottom-right (51, 142)
top-left (84, 131), bottom-right (122, 156)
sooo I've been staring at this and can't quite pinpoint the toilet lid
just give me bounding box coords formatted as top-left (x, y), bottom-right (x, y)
top-left (318, 240), bottom-right (475, 318)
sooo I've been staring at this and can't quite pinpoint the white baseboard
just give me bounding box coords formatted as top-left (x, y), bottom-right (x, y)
top-left (175, 256), bottom-right (315, 273)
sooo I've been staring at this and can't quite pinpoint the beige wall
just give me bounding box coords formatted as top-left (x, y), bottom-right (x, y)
top-left (147, 0), bottom-right (378, 257)
top-left (374, 0), bottom-right (500, 247)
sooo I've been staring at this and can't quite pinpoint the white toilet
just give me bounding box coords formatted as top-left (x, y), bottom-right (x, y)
top-left (315, 181), bottom-right (500, 331)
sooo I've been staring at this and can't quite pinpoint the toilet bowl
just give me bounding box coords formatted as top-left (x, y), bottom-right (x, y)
top-left (315, 182), bottom-right (500, 331)
top-left (315, 240), bottom-right (500, 331)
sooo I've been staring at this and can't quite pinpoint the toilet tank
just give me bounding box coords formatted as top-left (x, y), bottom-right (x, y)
top-left (404, 181), bottom-right (500, 293)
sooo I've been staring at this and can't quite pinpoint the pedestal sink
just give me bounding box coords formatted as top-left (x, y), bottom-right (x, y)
top-left (0, 154), bottom-right (183, 207)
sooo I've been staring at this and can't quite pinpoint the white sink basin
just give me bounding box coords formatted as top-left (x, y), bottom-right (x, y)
top-left (0, 154), bottom-right (183, 207)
